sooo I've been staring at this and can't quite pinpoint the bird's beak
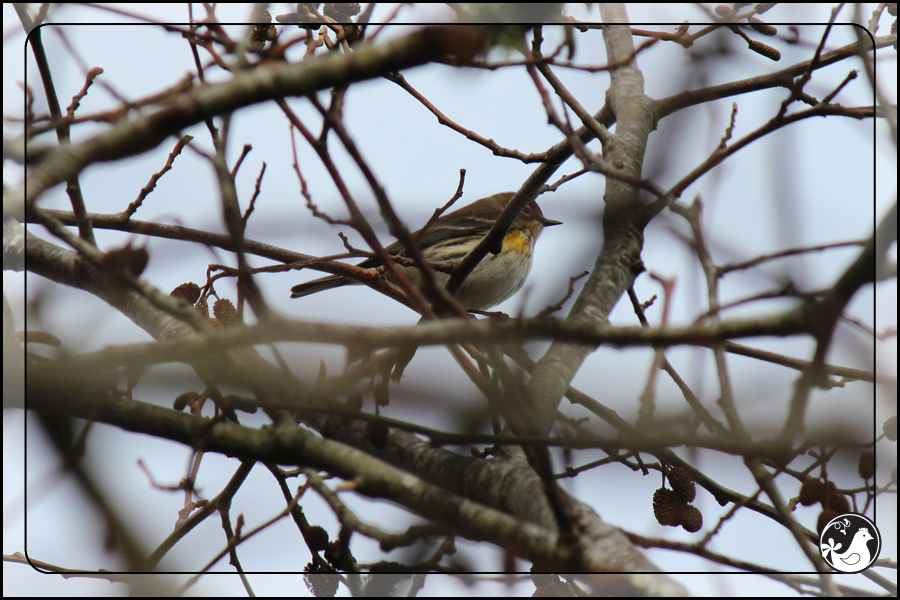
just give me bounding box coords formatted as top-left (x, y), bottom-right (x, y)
top-left (539, 216), bottom-right (562, 227)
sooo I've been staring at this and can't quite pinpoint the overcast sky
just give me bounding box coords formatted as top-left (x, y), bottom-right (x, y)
top-left (4, 4), bottom-right (896, 596)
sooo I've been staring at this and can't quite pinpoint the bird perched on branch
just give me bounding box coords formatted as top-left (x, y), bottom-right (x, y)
top-left (290, 192), bottom-right (561, 310)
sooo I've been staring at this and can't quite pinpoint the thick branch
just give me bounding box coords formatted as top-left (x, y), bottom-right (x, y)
top-left (9, 26), bottom-right (490, 218)
top-left (523, 12), bottom-right (654, 437)
top-left (25, 367), bottom-right (685, 593)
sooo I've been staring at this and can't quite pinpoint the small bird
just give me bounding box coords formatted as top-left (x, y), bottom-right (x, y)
top-left (822, 526), bottom-right (875, 573)
top-left (290, 192), bottom-right (561, 310)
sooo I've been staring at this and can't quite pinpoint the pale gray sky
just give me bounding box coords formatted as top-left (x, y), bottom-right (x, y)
top-left (4, 4), bottom-right (896, 596)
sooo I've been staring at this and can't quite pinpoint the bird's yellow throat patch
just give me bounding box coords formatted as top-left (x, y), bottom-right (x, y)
top-left (502, 228), bottom-right (532, 254)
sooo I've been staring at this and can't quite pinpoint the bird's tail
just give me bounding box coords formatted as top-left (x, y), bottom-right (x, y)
top-left (290, 275), bottom-right (357, 299)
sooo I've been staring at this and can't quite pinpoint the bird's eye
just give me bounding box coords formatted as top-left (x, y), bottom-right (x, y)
top-left (522, 206), bottom-right (532, 215)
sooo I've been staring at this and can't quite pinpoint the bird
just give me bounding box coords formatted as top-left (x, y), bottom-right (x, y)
top-left (822, 526), bottom-right (875, 572)
top-left (290, 192), bottom-right (561, 310)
